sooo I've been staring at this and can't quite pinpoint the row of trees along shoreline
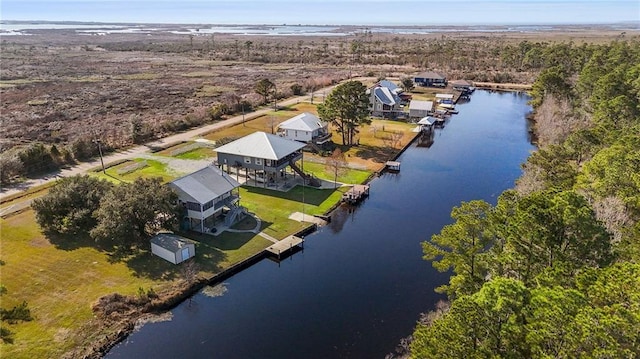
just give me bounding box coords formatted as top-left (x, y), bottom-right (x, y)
top-left (404, 40), bottom-right (640, 358)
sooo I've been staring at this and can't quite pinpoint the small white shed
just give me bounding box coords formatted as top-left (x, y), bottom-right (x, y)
top-left (409, 100), bottom-right (434, 118)
top-left (150, 233), bottom-right (196, 264)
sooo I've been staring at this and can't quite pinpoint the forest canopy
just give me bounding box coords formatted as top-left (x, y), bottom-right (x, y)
top-left (411, 40), bottom-right (640, 358)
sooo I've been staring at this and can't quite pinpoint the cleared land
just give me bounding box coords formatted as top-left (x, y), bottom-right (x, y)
top-left (0, 100), bottom-right (418, 358)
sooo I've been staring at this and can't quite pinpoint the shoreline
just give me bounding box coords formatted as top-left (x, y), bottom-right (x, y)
top-left (75, 130), bottom-right (423, 359)
top-left (87, 88), bottom-right (529, 356)
top-left (472, 82), bottom-right (532, 91)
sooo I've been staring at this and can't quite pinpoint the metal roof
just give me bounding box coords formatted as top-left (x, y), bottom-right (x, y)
top-left (150, 233), bottom-right (193, 253)
top-left (169, 165), bottom-right (240, 204)
top-left (418, 117), bottom-right (434, 125)
top-left (215, 131), bottom-right (306, 161)
top-left (377, 80), bottom-right (400, 92)
top-left (409, 100), bottom-right (433, 111)
top-left (374, 87), bottom-right (397, 106)
top-left (279, 112), bottom-right (326, 132)
top-left (415, 71), bottom-right (446, 80)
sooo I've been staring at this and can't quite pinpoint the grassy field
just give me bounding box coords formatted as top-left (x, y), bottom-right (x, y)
top-left (91, 158), bottom-right (181, 183)
top-left (315, 119), bottom-right (416, 172)
top-left (0, 182), bottom-right (54, 206)
top-left (302, 161), bottom-right (372, 185)
top-left (173, 146), bottom-right (216, 160)
top-left (0, 97), bottom-right (417, 357)
top-left (240, 186), bottom-right (345, 239)
top-left (0, 211), bottom-right (175, 358)
top-left (0, 209), bottom-right (271, 358)
top-left (156, 142), bottom-right (217, 160)
top-left (202, 103), bottom-right (319, 142)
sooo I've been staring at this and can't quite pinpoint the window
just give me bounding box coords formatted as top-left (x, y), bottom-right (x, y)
top-left (186, 202), bottom-right (200, 211)
top-left (265, 159), bottom-right (273, 167)
top-left (203, 200), bottom-right (214, 211)
top-left (244, 156), bottom-right (251, 164)
top-left (255, 158), bottom-right (262, 165)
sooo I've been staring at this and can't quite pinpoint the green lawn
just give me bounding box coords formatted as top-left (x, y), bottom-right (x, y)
top-left (0, 211), bottom-right (173, 358)
top-left (91, 159), bottom-right (179, 183)
top-left (302, 161), bottom-right (372, 185)
top-left (0, 96), bottom-right (410, 358)
top-left (0, 210), bottom-right (272, 358)
top-left (202, 103), bottom-right (319, 142)
top-left (178, 231), bottom-right (271, 276)
top-left (239, 185), bottom-right (344, 239)
top-left (173, 146), bottom-right (216, 160)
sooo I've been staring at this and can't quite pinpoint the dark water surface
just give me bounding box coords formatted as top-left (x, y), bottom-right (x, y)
top-left (107, 90), bottom-right (534, 359)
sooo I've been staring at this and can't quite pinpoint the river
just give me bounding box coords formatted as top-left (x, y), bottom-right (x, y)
top-left (107, 90), bottom-right (534, 358)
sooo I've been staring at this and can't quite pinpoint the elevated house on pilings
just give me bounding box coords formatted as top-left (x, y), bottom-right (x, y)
top-left (414, 71), bottom-right (447, 87)
top-left (169, 165), bottom-right (242, 234)
top-left (368, 80), bottom-right (407, 119)
top-left (450, 79), bottom-right (475, 96)
top-left (277, 112), bottom-right (333, 152)
top-left (215, 131), bottom-right (321, 188)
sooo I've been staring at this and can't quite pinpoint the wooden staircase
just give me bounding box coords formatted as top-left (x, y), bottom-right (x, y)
top-left (289, 160), bottom-right (321, 187)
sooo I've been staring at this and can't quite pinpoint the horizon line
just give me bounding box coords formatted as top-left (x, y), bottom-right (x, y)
top-left (2, 19), bottom-right (639, 27)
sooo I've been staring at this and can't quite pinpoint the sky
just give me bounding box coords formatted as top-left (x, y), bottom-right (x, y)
top-left (1, 0), bottom-right (639, 25)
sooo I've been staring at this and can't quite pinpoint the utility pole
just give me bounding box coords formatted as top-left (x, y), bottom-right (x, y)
top-left (94, 139), bottom-right (105, 173)
top-left (273, 83), bottom-right (277, 111)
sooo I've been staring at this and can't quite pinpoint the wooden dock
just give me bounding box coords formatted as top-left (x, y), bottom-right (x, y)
top-left (452, 90), bottom-right (463, 104)
top-left (265, 235), bottom-right (304, 258)
top-left (342, 184), bottom-right (370, 204)
top-left (386, 161), bottom-right (401, 172)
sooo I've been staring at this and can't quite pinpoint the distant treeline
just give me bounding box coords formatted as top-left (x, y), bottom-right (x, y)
top-left (99, 34), bottom-right (579, 83)
top-left (405, 40), bottom-right (640, 358)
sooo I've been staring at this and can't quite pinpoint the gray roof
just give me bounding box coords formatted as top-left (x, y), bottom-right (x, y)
top-left (409, 100), bottom-right (433, 111)
top-left (169, 165), bottom-right (240, 204)
top-left (377, 80), bottom-right (401, 93)
top-left (279, 112), bottom-right (326, 132)
top-left (415, 71), bottom-right (446, 80)
top-left (418, 117), bottom-right (434, 126)
top-left (215, 131), bottom-right (306, 160)
top-left (374, 87), bottom-right (398, 106)
top-left (150, 233), bottom-right (193, 253)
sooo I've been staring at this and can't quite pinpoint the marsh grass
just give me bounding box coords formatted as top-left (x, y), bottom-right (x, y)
top-left (114, 73), bottom-right (159, 81)
top-left (195, 85), bottom-right (236, 97)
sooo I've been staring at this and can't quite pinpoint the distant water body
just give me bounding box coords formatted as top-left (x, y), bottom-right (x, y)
top-left (4, 23), bottom-right (617, 37)
top-left (2, 0), bottom-right (639, 26)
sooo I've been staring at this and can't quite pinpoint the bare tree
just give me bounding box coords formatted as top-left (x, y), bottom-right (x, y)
top-left (180, 258), bottom-right (200, 285)
top-left (534, 94), bottom-right (586, 145)
top-left (592, 196), bottom-right (631, 244)
top-left (324, 148), bottom-right (348, 188)
top-left (382, 131), bottom-right (404, 149)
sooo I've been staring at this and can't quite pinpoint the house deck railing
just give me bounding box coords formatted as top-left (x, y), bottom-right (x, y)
top-left (312, 133), bottom-right (332, 144)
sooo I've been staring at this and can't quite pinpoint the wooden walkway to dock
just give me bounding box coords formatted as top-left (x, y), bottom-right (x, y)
top-left (265, 235), bottom-right (304, 257)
